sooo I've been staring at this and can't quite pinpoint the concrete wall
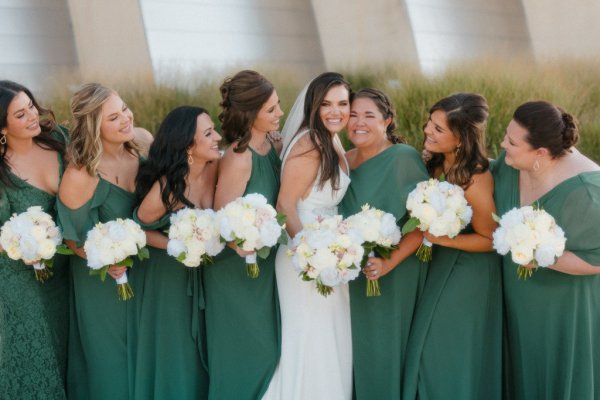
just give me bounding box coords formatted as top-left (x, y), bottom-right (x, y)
top-left (310, 0), bottom-right (420, 70)
top-left (521, 0), bottom-right (600, 60)
top-left (405, 0), bottom-right (532, 73)
top-left (0, 0), bottom-right (77, 92)
top-left (139, 0), bottom-right (325, 83)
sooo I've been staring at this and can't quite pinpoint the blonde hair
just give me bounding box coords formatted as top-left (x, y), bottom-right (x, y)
top-left (67, 83), bottom-right (139, 176)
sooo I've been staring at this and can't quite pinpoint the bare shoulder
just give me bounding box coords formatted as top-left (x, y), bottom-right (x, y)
top-left (134, 127), bottom-right (154, 157)
top-left (345, 148), bottom-right (358, 167)
top-left (288, 133), bottom-right (319, 159)
top-left (59, 165), bottom-right (99, 209)
top-left (465, 170), bottom-right (494, 199)
top-left (220, 145), bottom-right (252, 172)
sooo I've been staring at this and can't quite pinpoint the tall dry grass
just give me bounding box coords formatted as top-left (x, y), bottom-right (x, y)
top-left (43, 59), bottom-right (600, 162)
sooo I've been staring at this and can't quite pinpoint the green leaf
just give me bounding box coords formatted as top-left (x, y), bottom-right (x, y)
top-left (438, 172), bottom-right (446, 181)
top-left (56, 244), bottom-right (75, 255)
top-left (401, 217), bottom-right (420, 235)
top-left (278, 230), bottom-right (289, 245)
top-left (137, 246), bottom-right (150, 261)
top-left (44, 258), bottom-right (54, 269)
top-left (276, 213), bottom-right (287, 226)
top-left (176, 252), bottom-right (187, 262)
top-left (257, 246), bottom-right (271, 259)
top-left (90, 265), bottom-right (110, 281)
top-left (120, 257), bottom-right (134, 268)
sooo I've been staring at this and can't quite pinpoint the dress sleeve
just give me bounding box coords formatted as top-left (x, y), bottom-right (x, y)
top-left (132, 207), bottom-right (170, 231)
top-left (56, 180), bottom-right (108, 247)
top-left (557, 176), bottom-right (600, 266)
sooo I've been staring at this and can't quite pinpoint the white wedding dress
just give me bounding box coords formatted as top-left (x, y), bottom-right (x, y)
top-left (263, 130), bottom-right (352, 400)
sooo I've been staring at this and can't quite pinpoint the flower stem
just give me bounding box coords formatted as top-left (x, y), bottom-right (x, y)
top-left (247, 262), bottom-right (260, 279)
top-left (34, 266), bottom-right (53, 283)
top-left (117, 283), bottom-right (134, 300)
top-left (416, 242), bottom-right (432, 262)
top-left (316, 282), bottom-right (334, 297)
top-left (367, 279), bottom-right (381, 297)
top-left (516, 265), bottom-right (536, 280)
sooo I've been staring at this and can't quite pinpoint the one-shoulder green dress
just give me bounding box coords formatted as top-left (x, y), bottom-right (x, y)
top-left (492, 151), bottom-right (600, 399)
top-left (0, 134), bottom-right (69, 400)
top-left (131, 211), bottom-right (208, 399)
top-left (339, 144), bottom-right (429, 399)
top-left (203, 146), bottom-right (281, 400)
top-left (57, 175), bottom-right (139, 400)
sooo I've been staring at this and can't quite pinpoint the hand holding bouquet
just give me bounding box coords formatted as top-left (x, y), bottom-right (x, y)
top-left (216, 193), bottom-right (286, 278)
top-left (167, 207), bottom-right (225, 267)
top-left (84, 218), bottom-right (149, 300)
top-left (0, 206), bottom-right (71, 282)
top-left (403, 178), bottom-right (472, 261)
top-left (345, 204), bottom-right (401, 296)
top-left (492, 205), bottom-right (566, 279)
top-left (288, 214), bottom-right (364, 297)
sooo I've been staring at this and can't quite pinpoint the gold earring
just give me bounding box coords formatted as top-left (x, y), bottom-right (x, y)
top-left (455, 144), bottom-right (461, 155)
top-left (533, 158), bottom-right (540, 171)
top-left (0, 132), bottom-right (6, 145)
top-left (187, 153), bottom-right (194, 165)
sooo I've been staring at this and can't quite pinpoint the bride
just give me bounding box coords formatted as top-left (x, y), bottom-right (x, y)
top-left (263, 72), bottom-right (353, 399)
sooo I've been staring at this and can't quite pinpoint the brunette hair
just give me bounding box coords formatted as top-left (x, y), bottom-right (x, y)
top-left (352, 87), bottom-right (405, 144)
top-left (513, 100), bottom-right (579, 158)
top-left (0, 80), bottom-right (65, 187)
top-left (301, 72), bottom-right (351, 190)
top-left (424, 92), bottom-right (489, 188)
top-left (219, 70), bottom-right (274, 153)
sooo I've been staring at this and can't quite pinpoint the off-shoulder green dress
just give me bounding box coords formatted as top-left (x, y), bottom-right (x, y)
top-left (339, 144), bottom-right (429, 399)
top-left (131, 211), bottom-right (208, 399)
top-left (492, 151), bottom-right (600, 399)
top-left (0, 133), bottom-right (69, 400)
top-left (57, 175), bottom-right (140, 400)
top-left (203, 146), bottom-right (281, 400)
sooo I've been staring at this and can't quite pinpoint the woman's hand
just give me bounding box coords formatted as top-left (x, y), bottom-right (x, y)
top-left (423, 231), bottom-right (450, 246)
top-left (107, 265), bottom-right (127, 280)
top-left (362, 257), bottom-right (391, 280)
top-left (227, 242), bottom-right (255, 258)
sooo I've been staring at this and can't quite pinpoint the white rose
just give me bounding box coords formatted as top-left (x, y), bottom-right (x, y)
top-left (167, 239), bottom-right (186, 258)
top-left (319, 267), bottom-right (341, 287)
top-left (511, 244), bottom-right (534, 265)
top-left (534, 243), bottom-right (558, 267)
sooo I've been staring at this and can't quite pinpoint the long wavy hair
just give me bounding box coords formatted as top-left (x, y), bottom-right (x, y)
top-left (219, 70), bottom-right (274, 153)
top-left (301, 72), bottom-right (351, 190)
top-left (424, 93), bottom-right (489, 188)
top-left (68, 83), bottom-right (139, 176)
top-left (0, 80), bottom-right (65, 187)
top-left (136, 106), bottom-right (208, 211)
top-left (352, 87), bottom-right (405, 144)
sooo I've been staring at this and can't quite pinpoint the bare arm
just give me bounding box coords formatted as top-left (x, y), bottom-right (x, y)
top-left (424, 171), bottom-right (497, 252)
top-left (137, 180), bottom-right (169, 250)
top-left (276, 136), bottom-right (320, 238)
top-left (548, 252), bottom-right (600, 275)
top-left (213, 146), bottom-right (252, 210)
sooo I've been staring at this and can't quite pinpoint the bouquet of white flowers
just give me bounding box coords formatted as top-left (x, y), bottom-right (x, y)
top-left (288, 214), bottom-right (364, 297)
top-left (403, 178), bottom-right (472, 261)
top-left (216, 193), bottom-right (286, 278)
top-left (84, 218), bottom-right (149, 300)
top-left (167, 208), bottom-right (225, 267)
top-left (492, 205), bottom-right (566, 279)
top-left (0, 206), bottom-right (71, 282)
top-left (345, 204), bottom-right (401, 296)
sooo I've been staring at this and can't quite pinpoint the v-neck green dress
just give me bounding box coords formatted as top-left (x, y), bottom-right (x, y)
top-left (203, 146), bottom-right (281, 400)
top-left (57, 174), bottom-right (140, 400)
top-left (0, 130), bottom-right (69, 400)
top-left (339, 144), bottom-right (429, 399)
top-left (131, 211), bottom-right (208, 400)
top-left (492, 151), bottom-right (600, 400)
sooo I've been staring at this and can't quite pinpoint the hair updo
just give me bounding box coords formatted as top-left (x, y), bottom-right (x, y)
top-left (218, 70), bottom-right (274, 153)
top-left (513, 101), bottom-right (579, 158)
top-left (351, 87), bottom-right (405, 144)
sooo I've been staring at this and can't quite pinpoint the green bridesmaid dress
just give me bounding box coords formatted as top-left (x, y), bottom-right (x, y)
top-left (131, 211), bottom-right (208, 399)
top-left (0, 133), bottom-right (69, 399)
top-left (338, 144), bottom-right (429, 399)
top-left (492, 151), bottom-right (600, 400)
top-left (203, 146), bottom-right (281, 400)
top-left (57, 175), bottom-right (139, 400)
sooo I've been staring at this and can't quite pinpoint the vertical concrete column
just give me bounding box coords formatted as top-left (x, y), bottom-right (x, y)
top-left (66, 0), bottom-right (153, 81)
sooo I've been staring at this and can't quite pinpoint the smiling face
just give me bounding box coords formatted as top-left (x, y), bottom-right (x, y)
top-left (501, 119), bottom-right (538, 170)
top-left (252, 90), bottom-right (283, 135)
top-left (188, 112), bottom-right (222, 162)
top-left (347, 97), bottom-right (390, 149)
top-left (319, 84), bottom-right (350, 134)
top-left (423, 109), bottom-right (460, 154)
top-left (99, 94), bottom-right (135, 145)
top-left (3, 91), bottom-right (41, 141)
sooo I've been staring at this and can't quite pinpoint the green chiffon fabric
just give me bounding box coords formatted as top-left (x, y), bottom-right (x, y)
top-left (492, 151), bottom-right (600, 400)
top-left (338, 144), bottom-right (429, 399)
top-left (131, 211), bottom-right (208, 399)
top-left (402, 229), bottom-right (502, 399)
top-left (57, 175), bottom-right (140, 400)
top-left (0, 134), bottom-right (69, 399)
top-left (203, 146), bottom-right (281, 400)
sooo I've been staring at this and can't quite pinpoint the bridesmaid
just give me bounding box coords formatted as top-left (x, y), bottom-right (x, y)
top-left (57, 83), bottom-right (151, 400)
top-left (205, 70), bottom-right (283, 399)
top-left (402, 93), bottom-right (502, 399)
top-left (133, 106), bottom-right (220, 399)
top-left (492, 101), bottom-right (600, 399)
top-left (0, 80), bottom-right (69, 399)
top-left (338, 88), bottom-right (428, 399)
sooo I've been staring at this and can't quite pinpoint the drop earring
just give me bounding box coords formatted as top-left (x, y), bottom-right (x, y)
top-left (187, 153), bottom-right (194, 165)
top-left (0, 131), bottom-right (6, 145)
